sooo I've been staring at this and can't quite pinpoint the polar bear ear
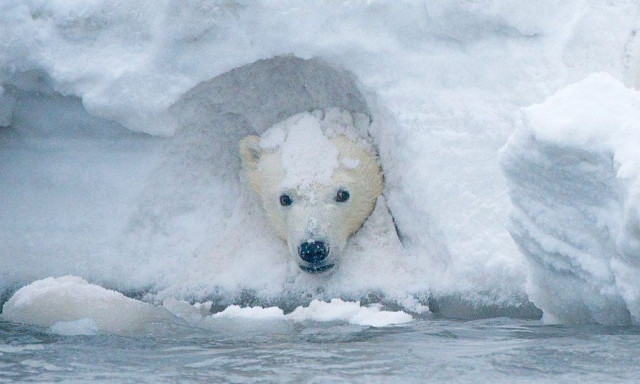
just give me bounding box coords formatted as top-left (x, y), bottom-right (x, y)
top-left (239, 135), bottom-right (263, 171)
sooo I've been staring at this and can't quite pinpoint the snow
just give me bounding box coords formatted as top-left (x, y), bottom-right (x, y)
top-left (49, 318), bottom-right (99, 336)
top-left (501, 73), bottom-right (640, 325)
top-left (210, 305), bottom-right (285, 321)
top-left (274, 112), bottom-right (341, 192)
top-left (197, 298), bottom-right (412, 327)
top-left (258, 108), bottom-right (374, 193)
top-left (2, 277), bottom-right (412, 334)
top-left (0, 276), bottom-right (167, 334)
top-left (288, 299), bottom-right (413, 327)
top-left (341, 157), bottom-right (360, 169)
top-left (2, 1), bottom-right (640, 323)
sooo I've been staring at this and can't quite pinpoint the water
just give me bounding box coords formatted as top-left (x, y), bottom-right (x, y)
top-left (2, 318), bottom-right (639, 383)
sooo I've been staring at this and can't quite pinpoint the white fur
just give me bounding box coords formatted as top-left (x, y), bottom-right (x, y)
top-left (239, 109), bottom-right (383, 271)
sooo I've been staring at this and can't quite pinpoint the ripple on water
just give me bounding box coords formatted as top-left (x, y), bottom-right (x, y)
top-left (1, 319), bottom-right (640, 383)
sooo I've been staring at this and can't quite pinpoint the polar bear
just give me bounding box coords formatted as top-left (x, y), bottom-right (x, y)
top-left (239, 109), bottom-right (383, 273)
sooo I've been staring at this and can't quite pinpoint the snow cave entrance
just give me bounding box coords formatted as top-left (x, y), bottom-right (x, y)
top-left (169, 55), bottom-right (373, 174)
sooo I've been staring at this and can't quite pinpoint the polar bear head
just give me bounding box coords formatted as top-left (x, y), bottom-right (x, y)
top-left (239, 109), bottom-right (383, 273)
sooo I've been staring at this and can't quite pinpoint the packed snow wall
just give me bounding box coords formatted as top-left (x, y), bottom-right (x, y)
top-left (501, 73), bottom-right (640, 325)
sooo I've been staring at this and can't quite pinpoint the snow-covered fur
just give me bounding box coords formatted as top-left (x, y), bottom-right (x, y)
top-left (239, 109), bottom-right (383, 272)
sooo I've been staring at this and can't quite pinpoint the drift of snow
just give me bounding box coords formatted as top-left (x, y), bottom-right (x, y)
top-left (501, 73), bottom-right (640, 325)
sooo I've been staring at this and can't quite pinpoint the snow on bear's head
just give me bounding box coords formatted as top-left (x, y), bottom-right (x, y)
top-left (239, 109), bottom-right (383, 273)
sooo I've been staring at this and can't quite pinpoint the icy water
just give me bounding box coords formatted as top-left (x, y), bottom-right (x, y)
top-left (2, 318), bottom-right (639, 383)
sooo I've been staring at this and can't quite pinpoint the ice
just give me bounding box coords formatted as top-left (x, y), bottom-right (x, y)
top-left (501, 73), bottom-right (640, 325)
top-left (1, 276), bottom-right (169, 333)
top-left (2, 1), bottom-right (640, 321)
top-left (185, 298), bottom-right (413, 328)
top-left (2, 277), bottom-right (411, 334)
top-left (165, 296), bottom-right (413, 329)
top-left (49, 319), bottom-right (99, 336)
top-left (288, 299), bottom-right (412, 327)
top-left (211, 305), bottom-right (285, 321)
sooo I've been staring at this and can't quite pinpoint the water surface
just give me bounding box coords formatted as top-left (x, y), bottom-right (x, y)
top-left (1, 318), bottom-right (639, 383)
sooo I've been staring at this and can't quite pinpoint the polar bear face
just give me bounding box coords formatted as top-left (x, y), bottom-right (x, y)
top-left (239, 110), bottom-right (383, 273)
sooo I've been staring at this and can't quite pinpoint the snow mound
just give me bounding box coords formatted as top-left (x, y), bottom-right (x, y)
top-left (1, 276), bottom-right (167, 334)
top-left (501, 72), bottom-right (640, 325)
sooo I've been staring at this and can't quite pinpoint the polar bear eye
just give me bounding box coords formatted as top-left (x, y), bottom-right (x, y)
top-left (335, 189), bottom-right (350, 203)
top-left (279, 194), bottom-right (293, 206)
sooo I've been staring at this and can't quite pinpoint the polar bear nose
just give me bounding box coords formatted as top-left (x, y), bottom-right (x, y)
top-left (298, 241), bottom-right (328, 263)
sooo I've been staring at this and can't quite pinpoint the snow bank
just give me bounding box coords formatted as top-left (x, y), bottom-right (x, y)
top-left (2, 1), bottom-right (640, 317)
top-left (501, 73), bottom-right (640, 325)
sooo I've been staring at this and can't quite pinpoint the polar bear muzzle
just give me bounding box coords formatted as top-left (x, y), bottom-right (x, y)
top-left (298, 240), bottom-right (334, 273)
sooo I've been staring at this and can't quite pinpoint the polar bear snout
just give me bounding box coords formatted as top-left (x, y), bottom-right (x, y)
top-left (298, 240), bottom-right (329, 263)
top-left (297, 239), bottom-right (335, 273)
